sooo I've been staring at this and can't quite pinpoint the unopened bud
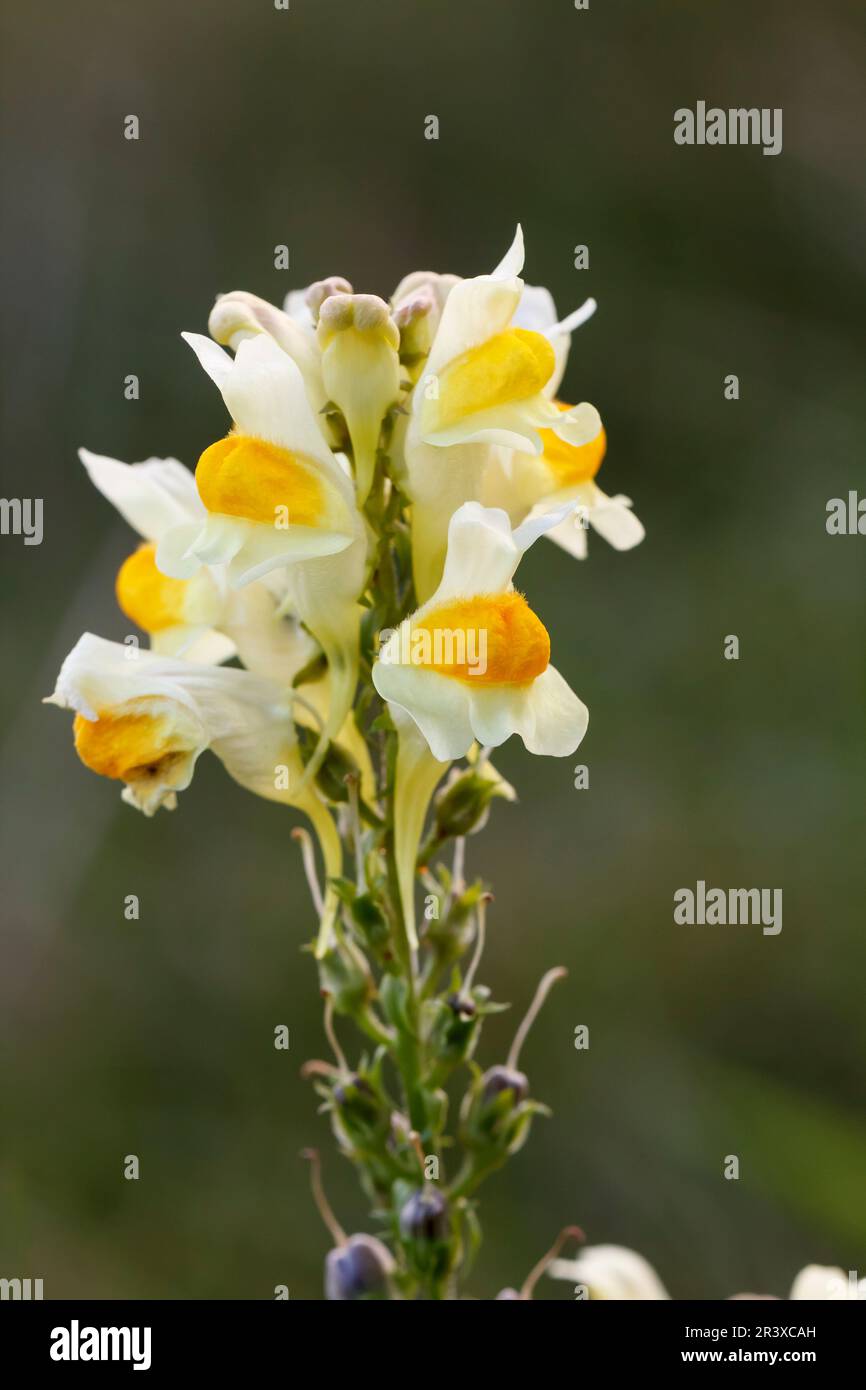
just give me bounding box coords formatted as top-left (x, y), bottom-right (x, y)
top-left (325, 1234), bottom-right (394, 1301)
top-left (427, 991), bottom-right (482, 1083)
top-left (433, 759), bottom-right (516, 842)
top-left (318, 938), bottom-right (374, 1017)
top-left (305, 276), bottom-right (353, 324)
top-left (399, 1185), bottom-right (449, 1242)
top-left (317, 294), bottom-right (401, 504)
top-left (393, 288), bottom-right (436, 363)
top-left (480, 1064), bottom-right (529, 1107)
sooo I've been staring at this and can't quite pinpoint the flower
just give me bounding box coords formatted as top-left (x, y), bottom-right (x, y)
top-left (547, 1248), bottom-right (866, 1300)
top-left (47, 633), bottom-right (322, 820)
top-left (80, 448), bottom-right (318, 674)
top-left (414, 226), bottom-right (598, 453)
top-left (400, 226), bottom-right (603, 599)
top-left (158, 330), bottom-right (369, 776)
top-left (46, 632), bottom-right (343, 944)
top-left (372, 501), bottom-right (589, 762)
top-left (208, 288), bottom-right (331, 426)
top-left (482, 413), bottom-right (644, 559)
top-left (788, 1266), bottom-right (865, 1300)
top-left (158, 332), bottom-right (363, 589)
top-left (548, 1244), bottom-right (670, 1300)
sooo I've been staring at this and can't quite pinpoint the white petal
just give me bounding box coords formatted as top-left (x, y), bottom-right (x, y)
top-left (181, 332), bottom-right (234, 390)
top-left (549, 297), bottom-right (597, 336)
top-left (548, 1245), bottom-right (669, 1300)
top-left (155, 522), bottom-right (209, 580)
top-left (225, 336), bottom-right (336, 466)
top-left (283, 287), bottom-right (315, 331)
top-left (553, 401), bottom-right (603, 447)
top-left (512, 283), bottom-right (558, 333)
top-left (504, 665), bottom-right (588, 756)
top-left (588, 490), bottom-right (646, 550)
top-left (432, 502), bottom-right (521, 600)
top-left (79, 450), bottom-right (203, 541)
top-left (427, 500), bottom-right (571, 606)
top-left (372, 661), bottom-right (474, 761)
top-left (545, 513), bottom-right (589, 559)
top-left (185, 333), bottom-right (347, 494)
top-left (226, 521), bottom-right (353, 590)
top-left (151, 626), bottom-right (237, 665)
top-left (789, 1265), bottom-right (859, 1300)
top-left (512, 499), bottom-right (577, 551)
top-left (491, 224), bottom-right (525, 280)
top-left (221, 584), bottom-right (319, 683)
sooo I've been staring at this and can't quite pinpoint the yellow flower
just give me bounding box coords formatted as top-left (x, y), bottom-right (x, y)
top-left (482, 409), bottom-right (644, 560)
top-left (373, 502), bottom-right (588, 762)
top-left (157, 332), bottom-right (369, 779)
top-left (401, 227), bottom-right (603, 599)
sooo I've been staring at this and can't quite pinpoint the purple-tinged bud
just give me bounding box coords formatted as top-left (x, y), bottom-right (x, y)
top-left (447, 991), bottom-right (476, 1020)
top-left (495, 1287), bottom-right (524, 1300)
top-left (399, 1185), bottom-right (449, 1242)
top-left (480, 1064), bottom-right (529, 1107)
top-left (325, 1234), bottom-right (394, 1301)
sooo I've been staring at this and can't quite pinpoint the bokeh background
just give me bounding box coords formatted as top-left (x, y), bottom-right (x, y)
top-left (2, 0), bottom-right (864, 1300)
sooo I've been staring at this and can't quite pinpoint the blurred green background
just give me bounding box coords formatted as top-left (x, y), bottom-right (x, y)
top-left (2, 0), bottom-right (864, 1299)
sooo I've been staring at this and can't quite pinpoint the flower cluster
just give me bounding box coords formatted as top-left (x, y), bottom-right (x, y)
top-left (47, 228), bottom-right (645, 1298)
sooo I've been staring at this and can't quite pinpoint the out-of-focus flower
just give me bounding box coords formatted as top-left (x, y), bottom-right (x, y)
top-left (325, 1234), bottom-right (395, 1301)
top-left (548, 1244), bottom-right (670, 1300)
top-left (372, 501), bottom-right (588, 762)
top-left (788, 1265), bottom-right (865, 1300)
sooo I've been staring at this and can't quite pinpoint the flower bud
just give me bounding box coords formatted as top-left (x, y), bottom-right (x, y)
top-left (480, 1064), bottom-right (529, 1107)
top-left (325, 1233), bottom-right (394, 1301)
top-left (427, 991), bottom-right (481, 1083)
top-left (331, 1072), bottom-right (388, 1153)
top-left (460, 1064), bottom-right (536, 1163)
top-left (397, 1186), bottom-right (453, 1284)
top-left (393, 288), bottom-right (437, 366)
top-left (318, 938), bottom-right (374, 1017)
top-left (305, 276), bottom-right (353, 324)
top-left (432, 759), bottom-right (516, 843)
top-left (317, 294), bottom-right (401, 504)
top-left (399, 1185), bottom-right (449, 1242)
top-left (391, 269), bottom-right (460, 333)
